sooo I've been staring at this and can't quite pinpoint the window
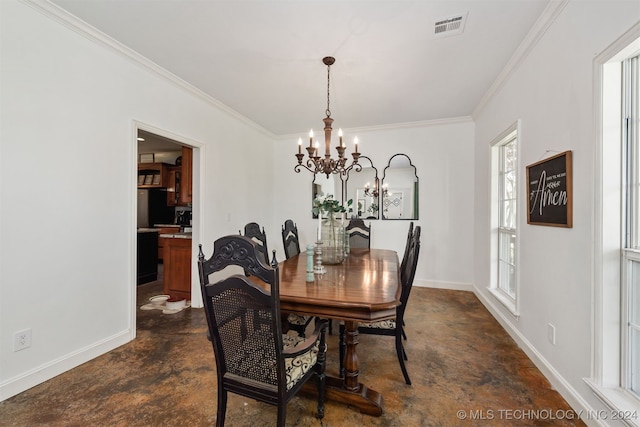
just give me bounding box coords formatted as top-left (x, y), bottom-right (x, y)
top-left (490, 125), bottom-right (519, 314)
top-left (591, 24), bottom-right (640, 420)
top-left (622, 54), bottom-right (640, 399)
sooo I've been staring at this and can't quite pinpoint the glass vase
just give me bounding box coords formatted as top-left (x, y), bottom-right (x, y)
top-left (320, 215), bottom-right (345, 264)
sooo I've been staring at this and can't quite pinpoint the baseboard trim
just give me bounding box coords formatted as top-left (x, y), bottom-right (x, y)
top-left (0, 329), bottom-right (133, 401)
top-left (472, 285), bottom-right (600, 425)
top-left (414, 279), bottom-right (474, 292)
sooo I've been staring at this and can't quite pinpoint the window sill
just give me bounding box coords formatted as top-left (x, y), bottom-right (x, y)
top-left (488, 287), bottom-right (519, 317)
top-left (584, 378), bottom-right (640, 427)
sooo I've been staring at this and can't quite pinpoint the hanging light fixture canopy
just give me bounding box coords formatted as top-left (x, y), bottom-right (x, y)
top-left (295, 57), bottom-right (361, 177)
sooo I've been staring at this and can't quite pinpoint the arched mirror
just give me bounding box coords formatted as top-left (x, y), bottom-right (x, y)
top-left (311, 173), bottom-right (344, 218)
top-left (381, 153), bottom-right (419, 220)
top-left (344, 156), bottom-right (379, 219)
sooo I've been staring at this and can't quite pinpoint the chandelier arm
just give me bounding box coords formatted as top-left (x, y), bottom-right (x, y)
top-left (294, 163), bottom-right (315, 174)
top-left (343, 162), bottom-right (362, 175)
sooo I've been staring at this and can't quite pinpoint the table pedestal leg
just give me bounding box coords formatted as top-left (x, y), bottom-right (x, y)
top-left (301, 321), bottom-right (384, 416)
top-left (327, 320), bottom-right (383, 416)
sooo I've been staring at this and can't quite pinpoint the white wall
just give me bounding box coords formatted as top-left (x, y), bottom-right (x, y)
top-left (5, 0), bottom-right (635, 419)
top-left (0, 0), bottom-right (274, 399)
top-left (473, 1), bottom-right (640, 423)
top-left (273, 119), bottom-right (476, 290)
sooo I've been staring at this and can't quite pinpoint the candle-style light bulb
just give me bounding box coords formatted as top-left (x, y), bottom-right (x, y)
top-left (314, 141), bottom-right (319, 157)
top-left (297, 137), bottom-right (302, 154)
top-left (338, 128), bottom-right (343, 147)
top-left (354, 136), bottom-right (359, 153)
top-left (309, 129), bottom-right (314, 147)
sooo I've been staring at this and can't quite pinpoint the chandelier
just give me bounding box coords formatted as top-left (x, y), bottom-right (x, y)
top-left (295, 57), bottom-right (361, 177)
top-left (364, 182), bottom-right (388, 198)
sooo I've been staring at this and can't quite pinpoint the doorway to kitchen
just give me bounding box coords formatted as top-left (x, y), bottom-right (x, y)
top-left (134, 124), bottom-right (199, 333)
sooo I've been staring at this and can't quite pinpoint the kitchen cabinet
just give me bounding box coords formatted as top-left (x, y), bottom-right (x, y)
top-left (179, 146), bottom-right (192, 205)
top-left (163, 236), bottom-right (192, 300)
top-left (166, 167), bottom-right (179, 206)
top-left (166, 147), bottom-right (192, 206)
top-left (138, 163), bottom-right (170, 188)
top-left (156, 225), bottom-right (181, 261)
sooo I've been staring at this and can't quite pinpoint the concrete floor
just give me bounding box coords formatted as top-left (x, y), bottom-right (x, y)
top-left (0, 275), bottom-right (585, 426)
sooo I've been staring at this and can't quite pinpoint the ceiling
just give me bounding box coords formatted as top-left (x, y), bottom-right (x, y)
top-left (137, 129), bottom-right (185, 154)
top-left (50, 0), bottom-right (551, 138)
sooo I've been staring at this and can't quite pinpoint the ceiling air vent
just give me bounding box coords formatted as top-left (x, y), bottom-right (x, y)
top-left (434, 13), bottom-right (467, 38)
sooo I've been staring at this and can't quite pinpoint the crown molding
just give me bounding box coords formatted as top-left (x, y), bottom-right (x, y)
top-left (21, 0), bottom-right (276, 139)
top-left (276, 116), bottom-right (474, 141)
top-left (471, 0), bottom-right (569, 119)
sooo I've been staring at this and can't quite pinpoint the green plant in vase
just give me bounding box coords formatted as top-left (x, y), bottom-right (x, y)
top-left (368, 202), bottom-right (379, 216)
top-left (312, 193), bottom-right (353, 264)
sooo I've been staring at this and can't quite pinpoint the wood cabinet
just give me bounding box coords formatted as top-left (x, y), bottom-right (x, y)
top-left (179, 146), bottom-right (192, 205)
top-left (163, 237), bottom-right (192, 300)
top-left (138, 163), bottom-right (170, 188)
top-left (156, 226), bottom-right (181, 261)
top-left (166, 167), bottom-right (179, 206)
top-left (166, 147), bottom-right (192, 206)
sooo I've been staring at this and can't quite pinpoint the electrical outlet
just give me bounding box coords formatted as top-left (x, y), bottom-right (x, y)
top-left (14, 328), bottom-right (32, 352)
top-left (547, 323), bottom-right (556, 345)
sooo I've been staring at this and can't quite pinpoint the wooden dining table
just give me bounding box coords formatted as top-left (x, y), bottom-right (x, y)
top-left (278, 248), bottom-right (400, 416)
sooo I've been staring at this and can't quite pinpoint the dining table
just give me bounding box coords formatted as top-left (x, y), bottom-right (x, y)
top-left (278, 248), bottom-right (400, 416)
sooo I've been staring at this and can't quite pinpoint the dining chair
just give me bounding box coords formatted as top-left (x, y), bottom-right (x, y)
top-left (400, 221), bottom-right (414, 272)
top-left (241, 222), bottom-right (270, 265)
top-left (345, 218), bottom-right (371, 249)
top-left (281, 219), bottom-right (314, 336)
top-left (281, 219), bottom-right (301, 258)
top-left (198, 236), bottom-right (328, 427)
top-left (339, 225), bottom-right (421, 385)
top-left (399, 221), bottom-right (414, 340)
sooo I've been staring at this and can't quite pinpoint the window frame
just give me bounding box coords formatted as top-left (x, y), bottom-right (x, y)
top-left (589, 21), bottom-right (640, 423)
top-left (622, 54), bottom-right (640, 400)
top-left (489, 122), bottom-right (520, 316)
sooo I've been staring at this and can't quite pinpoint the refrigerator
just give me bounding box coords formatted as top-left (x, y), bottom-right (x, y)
top-left (137, 189), bottom-right (175, 228)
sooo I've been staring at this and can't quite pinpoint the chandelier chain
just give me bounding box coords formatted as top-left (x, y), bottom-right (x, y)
top-left (325, 62), bottom-right (331, 118)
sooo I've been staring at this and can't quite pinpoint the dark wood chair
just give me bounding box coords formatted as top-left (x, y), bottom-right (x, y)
top-left (241, 222), bottom-right (269, 265)
top-left (346, 218), bottom-right (371, 249)
top-left (198, 236), bottom-right (328, 427)
top-left (281, 219), bottom-right (313, 336)
top-left (281, 219), bottom-right (301, 259)
top-left (339, 226), bottom-right (421, 385)
top-left (400, 221), bottom-right (414, 272)
top-left (399, 221), bottom-right (414, 340)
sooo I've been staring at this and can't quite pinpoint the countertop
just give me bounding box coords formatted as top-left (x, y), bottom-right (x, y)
top-left (137, 228), bottom-right (159, 233)
top-left (154, 224), bottom-right (181, 228)
top-left (159, 232), bottom-right (192, 239)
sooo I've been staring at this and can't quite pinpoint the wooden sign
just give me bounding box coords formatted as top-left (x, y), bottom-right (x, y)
top-left (526, 151), bottom-right (573, 227)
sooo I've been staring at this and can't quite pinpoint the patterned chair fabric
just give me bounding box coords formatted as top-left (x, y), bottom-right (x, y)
top-left (339, 225), bottom-right (421, 385)
top-left (198, 235), bottom-right (328, 426)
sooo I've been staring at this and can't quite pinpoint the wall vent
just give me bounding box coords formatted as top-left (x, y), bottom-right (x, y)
top-left (434, 13), bottom-right (467, 38)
